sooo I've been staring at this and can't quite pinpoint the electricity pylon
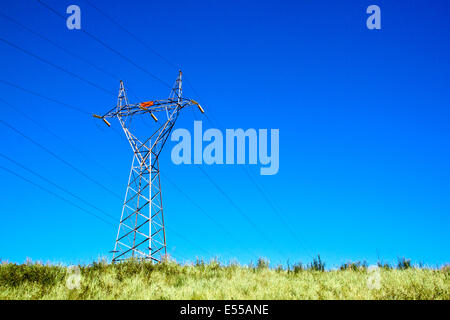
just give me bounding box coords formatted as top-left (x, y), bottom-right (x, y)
top-left (93, 71), bottom-right (204, 263)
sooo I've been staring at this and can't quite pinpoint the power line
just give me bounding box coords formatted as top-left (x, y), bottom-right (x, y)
top-left (0, 79), bottom-right (134, 125)
top-left (0, 37), bottom-right (114, 96)
top-left (242, 167), bottom-right (316, 258)
top-left (0, 79), bottom-right (90, 115)
top-left (165, 226), bottom-right (212, 257)
top-left (83, 0), bottom-right (179, 71)
top-left (36, 0), bottom-right (173, 89)
top-left (0, 152), bottom-right (116, 222)
top-left (0, 95), bottom-right (123, 183)
top-left (0, 165), bottom-right (115, 226)
top-left (196, 165), bottom-right (280, 250)
top-left (0, 12), bottom-right (145, 103)
top-left (0, 11), bottom-right (119, 81)
top-left (0, 119), bottom-right (122, 200)
top-left (161, 173), bottom-right (236, 241)
top-left (183, 78), bottom-right (220, 126)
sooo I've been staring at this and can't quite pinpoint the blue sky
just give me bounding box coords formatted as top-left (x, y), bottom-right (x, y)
top-left (0, 0), bottom-right (449, 268)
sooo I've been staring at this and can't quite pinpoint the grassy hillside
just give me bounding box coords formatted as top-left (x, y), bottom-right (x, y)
top-left (0, 259), bottom-right (448, 300)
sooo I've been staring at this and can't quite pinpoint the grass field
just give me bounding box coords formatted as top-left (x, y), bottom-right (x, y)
top-left (0, 258), bottom-right (448, 300)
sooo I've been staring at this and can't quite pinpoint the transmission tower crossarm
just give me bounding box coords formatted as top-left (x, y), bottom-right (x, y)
top-left (93, 98), bottom-right (202, 124)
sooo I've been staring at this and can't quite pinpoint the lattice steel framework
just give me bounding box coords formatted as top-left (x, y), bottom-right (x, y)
top-left (93, 71), bottom-right (204, 263)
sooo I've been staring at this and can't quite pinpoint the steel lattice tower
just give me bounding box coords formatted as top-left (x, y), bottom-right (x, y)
top-left (93, 71), bottom-right (204, 263)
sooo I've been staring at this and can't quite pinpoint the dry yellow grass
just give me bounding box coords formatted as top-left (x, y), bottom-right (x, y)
top-left (0, 260), bottom-right (448, 300)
